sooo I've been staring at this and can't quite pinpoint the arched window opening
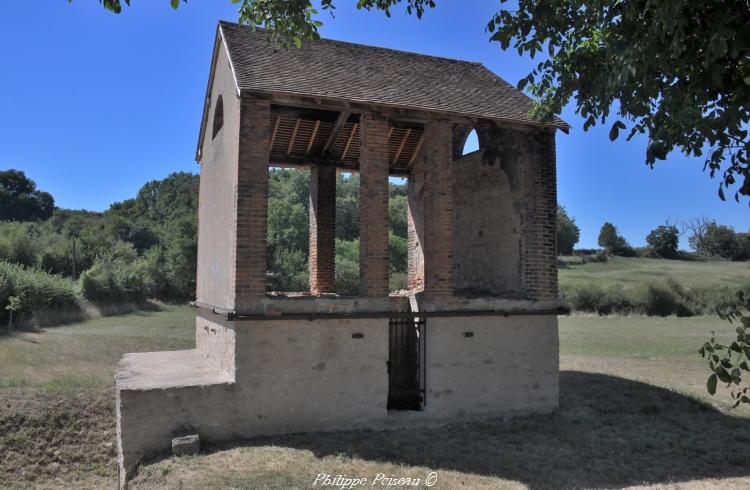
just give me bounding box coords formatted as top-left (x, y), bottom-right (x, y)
top-left (462, 128), bottom-right (479, 155)
top-left (212, 95), bottom-right (224, 140)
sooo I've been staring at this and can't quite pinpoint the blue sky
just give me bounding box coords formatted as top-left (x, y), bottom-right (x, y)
top-left (0, 1), bottom-right (746, 248)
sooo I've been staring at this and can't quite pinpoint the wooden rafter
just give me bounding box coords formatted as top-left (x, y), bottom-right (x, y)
top-left (406, 133), bottom-right (424, 170)
top-left (341, 123), bottom-right (358, 160)
top-left (322, 111), bottom-right (350, 155)
top-left (305, 120), bottom-right (320, 156)
top-left (392, 128), bottom-right (411, 164)
top-left (270, 117), bottom-right (280, 149)
top-left (287, 119), bottom-right (300, 155)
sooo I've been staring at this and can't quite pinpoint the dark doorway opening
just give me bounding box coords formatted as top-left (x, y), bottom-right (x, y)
top-left (387, 316), bottom-right (425, 410)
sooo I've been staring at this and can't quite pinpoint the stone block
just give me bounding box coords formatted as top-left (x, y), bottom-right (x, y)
top-left (172, 434), bottom-right (200, 456)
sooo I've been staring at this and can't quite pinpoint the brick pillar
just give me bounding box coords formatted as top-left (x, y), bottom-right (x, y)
top-left (421, 121), bottom-right (453, 297)
top-left (233, 96), bottom-right (270, 308)
top-left (309, 165), bottom-right (336, 294)
top-left (523, 130), bottom-right (558, 301)
top-left (358, 113), bottom-right (390, 297)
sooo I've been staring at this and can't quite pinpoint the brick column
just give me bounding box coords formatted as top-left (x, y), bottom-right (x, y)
top-left (358, 113), bottom-right (390, 297)
top-left (233, 96), bottom-right (270, 308)
top-left (421, 121), bottom-right (453, 297)
top-left (523, 130), bottom-right (558, 301)
top-left (309, 165), bottom-right (336, 294)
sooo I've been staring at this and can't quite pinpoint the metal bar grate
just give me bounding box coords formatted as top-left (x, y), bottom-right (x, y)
top-left (387, 315), bottom-right (426, 410)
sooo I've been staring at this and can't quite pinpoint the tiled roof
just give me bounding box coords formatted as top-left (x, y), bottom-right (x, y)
top-left (218, 21), bottom-right (567, 130)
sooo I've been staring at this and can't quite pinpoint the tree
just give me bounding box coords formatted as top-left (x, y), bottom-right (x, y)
top-left (97, 0), bottom-right (750, 201)
top-left (686, 216), bottom-right (713, 256)
top-left (556, 206), bottom-right (580, 255)
top-left (703, 223), bottom-right (740, 259)
top-left (597, 222), bottom-right (631, 256)
top-left (0, 170), bottom-right (55, 221)
top-left (646, 223), bottom-right (680, 259)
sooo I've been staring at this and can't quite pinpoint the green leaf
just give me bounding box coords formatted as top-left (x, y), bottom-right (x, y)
top-left (292, 36), bottom-right (302, 49)
top-left (707, 374), bottom-right (717, 395)
top-left (170, 0), bottom-right (179, 9)
top-left (608, 121), bottom-right (625, 141)
top-left (717, 366), bottom-right (733, 383)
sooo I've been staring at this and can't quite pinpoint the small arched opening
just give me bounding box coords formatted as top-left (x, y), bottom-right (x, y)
top-left (462, 128), bottom-right (479, 155)
top-left (212, 95), bottom-right (224, 140)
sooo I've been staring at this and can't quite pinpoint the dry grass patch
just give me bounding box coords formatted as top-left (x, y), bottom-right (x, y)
top-left (0, 388), bottom-right (116, 489)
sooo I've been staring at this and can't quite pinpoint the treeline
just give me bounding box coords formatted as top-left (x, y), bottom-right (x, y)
top-left (1, 167), bottom-right (748, 327)
top-left (0, 170), bottom-right (198, 327)
top-left (556, 211), bottom-right (749, 261)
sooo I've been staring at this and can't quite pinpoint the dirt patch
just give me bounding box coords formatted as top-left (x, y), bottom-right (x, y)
top-left (0, 388), bottom-right (117, 488)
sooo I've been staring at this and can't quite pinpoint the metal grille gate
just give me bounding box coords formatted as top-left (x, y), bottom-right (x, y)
top-left (387, 315), bottom-right (426, 410)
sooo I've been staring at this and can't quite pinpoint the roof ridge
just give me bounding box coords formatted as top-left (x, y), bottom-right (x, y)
top-left (218, 20), bottom-right (484, 67)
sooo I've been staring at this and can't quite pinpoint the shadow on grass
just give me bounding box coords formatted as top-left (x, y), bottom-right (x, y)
top-left (213, 371), bottom-right (750, 488)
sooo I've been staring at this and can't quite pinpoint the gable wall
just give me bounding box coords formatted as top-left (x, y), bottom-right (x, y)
top-left (196, 42), bottom-right (242, 309)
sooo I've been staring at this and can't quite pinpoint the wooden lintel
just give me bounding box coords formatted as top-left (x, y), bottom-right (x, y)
top-left (270, 117), bottom-right (280, 149)
top-left (271, 104), bottom-right (339, 123)
top-left (341, 123), bottom-right (358, 161)
top-left (305, 120), bottom-right (320, 156)
top-left (406, 133), bottom-right (424, 170)
top-left (287, 119), bottom-right (300, 155)
top-left (247, 90), bottom-right (566, 132)
top-left (269, 153), bottom-right (357, 171)
top-left (323, 111), bottom-right (351, 155)
top-left (392, 128), bottom-right (411, 164)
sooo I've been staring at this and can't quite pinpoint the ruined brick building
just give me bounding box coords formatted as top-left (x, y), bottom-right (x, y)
top-left (115, 21), bottom-right (568, 487)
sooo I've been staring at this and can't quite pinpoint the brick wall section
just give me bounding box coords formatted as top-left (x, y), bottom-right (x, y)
top-left (358, 113), bottom-right (390, 297)
top-left (309, 164), bottom-right (336, 294)
top-left (421, 121), bottom-right (454, 297)
top-left (522, 129), bottom-right (558, 301)
top-left (234, 96), bottom-right (270, 304)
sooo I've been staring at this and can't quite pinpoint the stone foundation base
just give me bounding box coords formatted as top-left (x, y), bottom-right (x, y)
top-left (116, 314), bottom-right (558, 488)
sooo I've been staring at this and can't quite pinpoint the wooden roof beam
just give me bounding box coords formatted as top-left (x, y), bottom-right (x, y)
top-left (392, 128), bottom-right (411, 165)
top-left (286, 119), bottom-right (301, 155)
top-left (322, 111), bottom-right (350, 156)
top-left (270, 116), bottom-right (280, 149)
top-left (341, 123), bottom-right (358, 161)
top-left (406, 133), bottom-right (424, 171)
top-left (305, 120), bottom-right (320, 156)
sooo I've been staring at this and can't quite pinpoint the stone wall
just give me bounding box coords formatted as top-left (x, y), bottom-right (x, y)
top-left (451, 148), bottom-right (523, 296)
top-left (195, 45), bottom-right (241, 310)
top-left (117, 313), bottom-right (558, 486)
top-left (450, 125), bottom-right (558, 301)
top-left (424, 314), bottom-right (559, 417)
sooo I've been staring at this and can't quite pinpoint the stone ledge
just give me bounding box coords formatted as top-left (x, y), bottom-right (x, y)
top-left (115, 350), bottom-right (234, 391)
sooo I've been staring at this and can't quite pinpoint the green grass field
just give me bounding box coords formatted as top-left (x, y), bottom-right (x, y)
top-left (559, 256), bottom-right (750, 289)
top-left (0, 257), bottom-right (748, 488)
top-left (2, 301), bottom-right (750, 488)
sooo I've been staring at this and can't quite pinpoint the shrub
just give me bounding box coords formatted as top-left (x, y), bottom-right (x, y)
top-left (335, 257), bottom-right (359, 296)
top-left (80, 257), bottom-right (149, 304)
top-left (635, 282), bottom-right (689, 317)
top-left (562, 283), bottom-right (607, 313)
top-left (266, 247), bottom-right (309, 292)
top-left (390, 272), bottom-right (407, 292)
top-left (0, 260), bottom-right (81, 326)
